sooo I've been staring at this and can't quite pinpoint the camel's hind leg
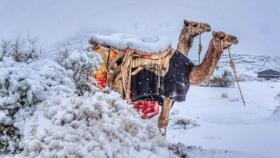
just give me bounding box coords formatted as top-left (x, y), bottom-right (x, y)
top-left (158, 98), bottom-right (174, 135)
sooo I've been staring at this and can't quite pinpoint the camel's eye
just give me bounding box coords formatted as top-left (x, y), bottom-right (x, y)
top-left (192, 24), bottom-right (198, 27)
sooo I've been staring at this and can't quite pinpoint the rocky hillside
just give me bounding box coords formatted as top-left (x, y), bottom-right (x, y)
top-left (211, 54), bottom-right (280, 81)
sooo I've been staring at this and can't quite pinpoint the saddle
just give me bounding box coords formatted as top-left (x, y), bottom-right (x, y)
top-left (120, 48), bottom-right (175, 102)
top-left (92, 43), bottom-right (175, 103)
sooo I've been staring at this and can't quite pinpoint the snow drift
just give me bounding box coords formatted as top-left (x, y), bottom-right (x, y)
top-left (0, 39), bottom-right (76, 152)
top-left (0, 38), bottom-right (169, 157)
top-left (13, 92), bottom-right (165, 158)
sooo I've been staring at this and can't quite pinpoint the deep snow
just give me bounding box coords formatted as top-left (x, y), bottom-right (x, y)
top-left (1, 0), bottom-right (280, 157)
top-left (167, 81), bottom-right (280, 158)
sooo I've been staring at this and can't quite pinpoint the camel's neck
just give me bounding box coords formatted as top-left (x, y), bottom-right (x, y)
top-left (199, 39), bottom-right (223, 75)
top-left (189, 39), bottom-right (223, 84)
top-left (176, 27), bottom-right (194, 57)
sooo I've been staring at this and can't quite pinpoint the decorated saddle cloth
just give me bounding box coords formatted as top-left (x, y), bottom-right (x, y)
top-left (131, 50), bottom-right (194, 102)
top-left (90, 33), bottom-right (194, 103)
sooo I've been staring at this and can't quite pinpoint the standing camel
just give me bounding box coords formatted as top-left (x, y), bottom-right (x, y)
top-left (91, 20), bottom-right (211, 92)
top-left (90, 26), bottom-right (238, 135)
top-left (157, 31), bottom-right (238, 133)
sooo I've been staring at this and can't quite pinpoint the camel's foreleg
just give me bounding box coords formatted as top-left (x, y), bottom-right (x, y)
top-left (158, 98), bottom-right (174, 135)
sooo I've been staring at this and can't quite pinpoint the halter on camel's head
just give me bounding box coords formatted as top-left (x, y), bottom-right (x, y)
top-left (184, 20), bottom-right (212, 36)
top-left (212, 31), bottom-right (238, 52)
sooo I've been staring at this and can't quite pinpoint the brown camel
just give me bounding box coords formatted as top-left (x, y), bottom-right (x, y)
top-left (90, 30), bottom-right (238, 135)
top-left (157, 31), bottom-right (238, 133)
top-left (92, 20), bottom-right (211, 94)
top-left (177, 20), bottom-right (211, 56)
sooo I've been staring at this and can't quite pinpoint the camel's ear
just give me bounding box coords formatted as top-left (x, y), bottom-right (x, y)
top-left (184, 20), bottom-right (189, 26)
top-left (212, 31), bottom-right (217, 37)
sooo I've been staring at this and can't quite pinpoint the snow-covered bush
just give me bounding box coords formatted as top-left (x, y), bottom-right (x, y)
top-left (274, 93), bottom-right (280, 115)
top-left (0, 38), bottom-right (40, 63)
top-left (171, 118), bottom-right (199, 130)
top-left (202, 70), bottom-right (234, 87)
top-left (55, 41), bottom-right (102, 95)
top-left (1, 37), bottom-right (167, 157)
top-left (14, 92), bottom-right (165, 158)
top-left (221, 92), bottom-right (229, 99)
top-left (275, 93), bottom-right (280, 100)
top-left (0, 39), bottom-right (75, 152)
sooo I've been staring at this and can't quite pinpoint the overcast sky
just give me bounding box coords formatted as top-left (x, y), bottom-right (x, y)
top-left (0, 0), bottom-right (279, 56)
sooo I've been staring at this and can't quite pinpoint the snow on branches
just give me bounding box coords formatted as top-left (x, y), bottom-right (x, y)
top-left (54, 39), bottom-right (102, 95)
top-left (0, 38), bottom-right (75, 152)
top-left (15, 92), bottom-right (164, 158)
top-left (0, 37), bottom-right (166, 156)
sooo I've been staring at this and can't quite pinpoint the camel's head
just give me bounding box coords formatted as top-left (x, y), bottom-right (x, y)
top-left (184, 20), bottom-right (212, 36)
top-left (212, 31), bottom-right (238, 50)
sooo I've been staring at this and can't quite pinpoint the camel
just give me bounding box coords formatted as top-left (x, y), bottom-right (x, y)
top-left (157, 31), bottom-right (238, 133)
top-left (106, 20), bottom-right (211, 95)
top-left (177, 20), bottom-right (211, 57)
top-left (92, 20), bottom-right (211, 92)
top-left (90, 28), bottom-right (238, 135)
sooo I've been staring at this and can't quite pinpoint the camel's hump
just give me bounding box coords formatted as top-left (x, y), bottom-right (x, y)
top-left (90, 33), bottom-right (172, 53)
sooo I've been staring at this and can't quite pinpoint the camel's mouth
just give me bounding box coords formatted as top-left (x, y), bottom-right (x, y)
top-left (232, 38), bottom-right (238, 45)
top-left (226, 35), bottom-right (238, 45)
top-left (205, 25), bottom-right (212, 32)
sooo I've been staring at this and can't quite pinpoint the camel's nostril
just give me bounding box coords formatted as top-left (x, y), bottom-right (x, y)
top-left (206, 25), bottom-right (212, 32)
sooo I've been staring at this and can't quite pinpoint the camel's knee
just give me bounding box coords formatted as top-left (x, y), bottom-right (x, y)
top-left (158, 116), bottom-right (169, 129)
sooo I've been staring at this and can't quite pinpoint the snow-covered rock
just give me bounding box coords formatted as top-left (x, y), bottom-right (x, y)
top-left (215, 54), bottom-right (280, 81)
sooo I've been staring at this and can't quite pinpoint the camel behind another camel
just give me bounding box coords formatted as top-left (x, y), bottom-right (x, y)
top-left (89, 21), bottom-right (238, 135)
top-left (177, 20), bottom-right (211, 56)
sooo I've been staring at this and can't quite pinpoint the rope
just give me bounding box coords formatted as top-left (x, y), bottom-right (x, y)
top-left (228, 48), bottom-right (246, 107)
top-left (106, 50), bottom-right (111, 70)
top-left (198, 34), bottom-right (203, 64)
top-left (157, 56), bottom-right (161, 95)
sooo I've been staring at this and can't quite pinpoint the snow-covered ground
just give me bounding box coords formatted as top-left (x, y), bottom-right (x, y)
top-left (166, 81), bottom-right (280, 158)
top-left (218, 54), bottom-right (280, 80)
top-left (1, 0), bottom-right (280, 157)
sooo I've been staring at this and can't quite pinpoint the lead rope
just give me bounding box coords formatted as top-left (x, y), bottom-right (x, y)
top-left (157, 55), bottom-right (162, 95)
top-left (106, 50), bottom-right (111, 70)
top-left (228, 48), bottom-right (246, 107)
top-left (198, 34), bottom-right (203, 64)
